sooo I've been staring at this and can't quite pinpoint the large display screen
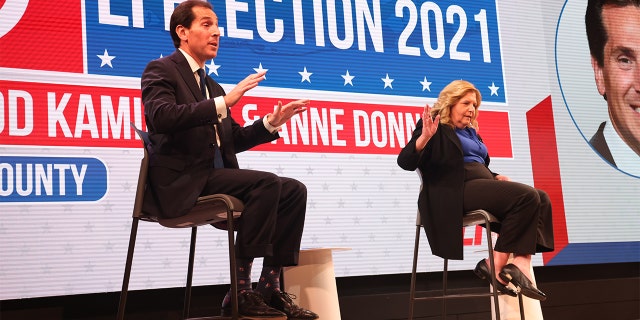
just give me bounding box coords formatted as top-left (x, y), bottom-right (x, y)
top-left (1, 0), bottom-right (638, 300)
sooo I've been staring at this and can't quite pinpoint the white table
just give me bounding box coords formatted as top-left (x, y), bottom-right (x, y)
top-left (283, 247), bottom-right (350, 320)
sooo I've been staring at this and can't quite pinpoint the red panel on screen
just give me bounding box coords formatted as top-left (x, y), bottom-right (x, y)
top-left (527, 96), bottom-right (568, 264)
top-left (478, 111), bottom-right (512, 158)
top-left (0, 0), bottom-right (83, 73)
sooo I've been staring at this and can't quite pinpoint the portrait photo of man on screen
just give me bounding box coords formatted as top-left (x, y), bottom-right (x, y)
top-left (585, 0), bottom-right (640, 176)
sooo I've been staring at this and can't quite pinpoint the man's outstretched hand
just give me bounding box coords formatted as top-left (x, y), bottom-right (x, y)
top-left (267, 99), bottom-right (310, 127)
top-left (224, 71), bottom-right (267, 108)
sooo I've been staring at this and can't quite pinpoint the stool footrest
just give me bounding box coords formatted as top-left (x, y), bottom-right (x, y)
top-left (413, 291), bottom-right (502, 300)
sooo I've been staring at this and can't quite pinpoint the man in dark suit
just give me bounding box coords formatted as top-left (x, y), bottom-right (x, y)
top-left (586, 0), bottom-right (640, 176)
top-left (140, 1), bottom-right (318, 319)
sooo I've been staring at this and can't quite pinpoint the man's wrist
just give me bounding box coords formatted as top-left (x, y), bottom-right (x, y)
top-left (214, 96), bottom-right (227, 120)
top-left (263, 114), bottom-right (280, 133)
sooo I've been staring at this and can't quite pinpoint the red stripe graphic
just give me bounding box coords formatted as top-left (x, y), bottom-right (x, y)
top-left (527, 96), bottom-right (568, 264)
top-left (239, 97), bottom-right (512, 156)
top-left (1, 80), bottom-right (513, 157)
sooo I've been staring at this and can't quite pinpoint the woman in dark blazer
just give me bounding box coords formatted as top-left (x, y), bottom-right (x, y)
top-left (397, 80), bottom-right (554, 301)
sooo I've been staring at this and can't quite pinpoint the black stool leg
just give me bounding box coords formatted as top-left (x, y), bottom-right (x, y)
top-left (483, 216), bottom-right (501, 320)
top-left (518, 293), bottom-right (526, 320)
top-left (408, 225), bottom-right (421, 320)
top-left (226, 207), bottom-right (239, 320)
top-left (117, 218), bottom-right (139, 320)
top-left (442, 259), bottom-right (448, 320)
top-left (183, 227), bottom-right (198, 319)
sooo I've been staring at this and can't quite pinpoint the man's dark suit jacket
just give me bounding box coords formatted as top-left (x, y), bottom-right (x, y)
top-left (589, 121), bottom-right (617, 167)
top-left (140, 50), bottom-right (278, 218)
top-left (397, 120), bottom-right (495, 260)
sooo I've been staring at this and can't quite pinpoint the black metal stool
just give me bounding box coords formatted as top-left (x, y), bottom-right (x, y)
top-left (117, 124), bottom-right (244, 319)
top-left (408, 209), bottom-right (525, 320)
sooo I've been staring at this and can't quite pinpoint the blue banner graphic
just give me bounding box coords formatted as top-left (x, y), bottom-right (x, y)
top-left (85, 0), bottom-right (505, 102)
top-left (0, 156), bottom-right (108, 202)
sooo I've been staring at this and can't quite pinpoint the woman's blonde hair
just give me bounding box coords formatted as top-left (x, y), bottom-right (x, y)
top-left (430, 80), bottom-right (482, 129)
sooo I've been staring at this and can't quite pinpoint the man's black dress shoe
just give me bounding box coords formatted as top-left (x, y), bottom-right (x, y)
top-left (269, 291), bottom-right (319, 320)
top-left (499, 263), bottom-right (547, 301)
top-left (473, 259), bottom-right (518, 297)
top-left (221, 290), bottom-right (287, 319)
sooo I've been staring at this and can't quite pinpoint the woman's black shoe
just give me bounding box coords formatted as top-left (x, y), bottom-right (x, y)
top-left (499, 263), bottom-right (547, 301)
top-left (473, 259), bottom-right (517, 297)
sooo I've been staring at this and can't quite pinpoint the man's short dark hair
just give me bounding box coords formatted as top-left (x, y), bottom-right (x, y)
top-left (585, 0), bottom-right (640, 67)
top-left (170, 0), bottom-right (214, 48)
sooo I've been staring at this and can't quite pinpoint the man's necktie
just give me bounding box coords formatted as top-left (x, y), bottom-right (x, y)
top-left (197, 68), bottom-right (207, 98)
top-left (212, 143), bottom-right (224, 168)
top-left (197, 68), bottom-right (224, 168)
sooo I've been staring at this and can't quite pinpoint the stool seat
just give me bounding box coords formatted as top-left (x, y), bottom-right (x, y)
top-left (158, 194), bottom-right (243, 228)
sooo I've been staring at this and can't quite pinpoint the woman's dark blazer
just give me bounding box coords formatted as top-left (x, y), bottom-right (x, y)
top-left (140, 50), bottom-right (277, 218)
top-left (397, 119), bottom-right (493, 260)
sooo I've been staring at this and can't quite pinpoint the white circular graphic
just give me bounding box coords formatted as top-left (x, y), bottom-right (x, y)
top-left (0, 0), bottom-right (29, 38)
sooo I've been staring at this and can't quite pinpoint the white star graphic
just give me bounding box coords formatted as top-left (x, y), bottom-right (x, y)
top-left (342, 70), bottom-right (355, 86)
top-left (420, 76), bottom-right (432, 92)
top-left (97, 49), bottom-right (115, 68)
top-left (382, 73), bottom-right (394, 89)
top-left (206, 60), bottom-right (221, 76)
top-left (489, 82), bottom-right (500, 96)
top-left (299, 67), bottom-right (312, 83)
top-left (254, 63), bottom-right (268, 79)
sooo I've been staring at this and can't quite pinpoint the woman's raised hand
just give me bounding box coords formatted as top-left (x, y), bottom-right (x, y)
top-left (421, 104), bottom-right (439, 138)
top-left (415, 104), bottom-right (440, 151)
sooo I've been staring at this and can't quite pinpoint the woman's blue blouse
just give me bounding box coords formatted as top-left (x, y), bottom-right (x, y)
top-left (455, 127), bottom-right (487, 163)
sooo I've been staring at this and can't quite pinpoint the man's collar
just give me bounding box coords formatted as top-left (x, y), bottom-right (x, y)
top-left (178, 48), bottom-right (202, 73)
top-left (603, 121), bottom-right (640, 176)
